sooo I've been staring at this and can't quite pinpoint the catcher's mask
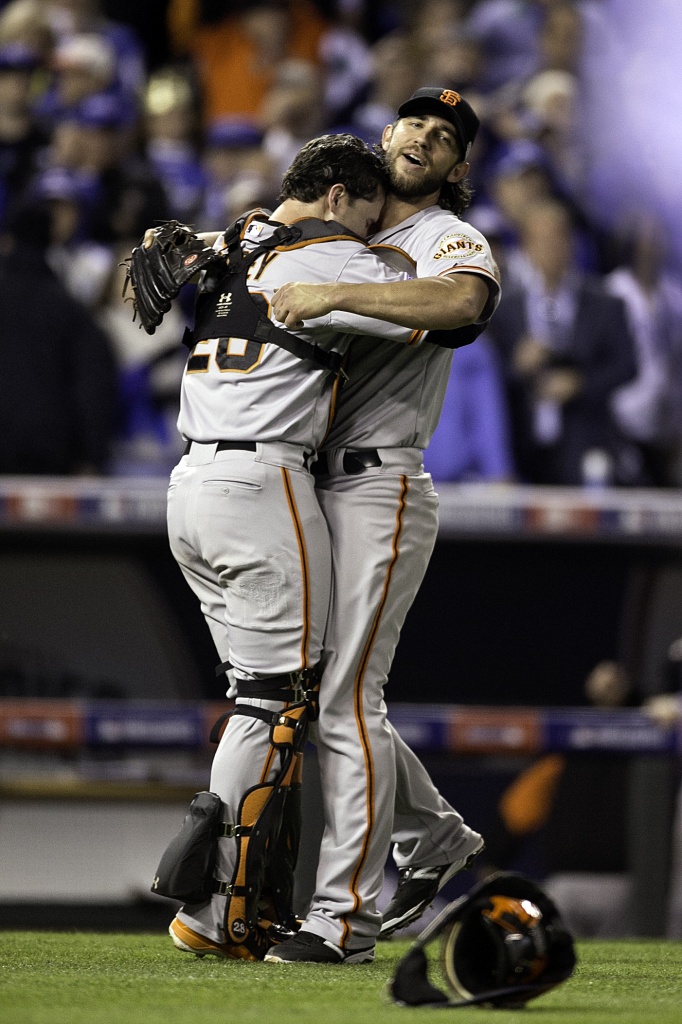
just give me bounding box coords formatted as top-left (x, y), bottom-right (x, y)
top-left (388, 871), bottom-right (576, 1009)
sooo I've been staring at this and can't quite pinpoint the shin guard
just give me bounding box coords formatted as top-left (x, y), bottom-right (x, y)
top-left (218, 671), bottom-right (319, 952)
top-left (264, 750), bottom-right (303, 932)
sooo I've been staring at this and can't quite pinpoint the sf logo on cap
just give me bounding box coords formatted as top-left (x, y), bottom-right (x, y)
top-left (439, 90), bottom-right (462, 107)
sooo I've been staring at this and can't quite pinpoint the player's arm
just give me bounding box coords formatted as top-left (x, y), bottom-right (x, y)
top-left (272, 272), bottom-right (490, 331)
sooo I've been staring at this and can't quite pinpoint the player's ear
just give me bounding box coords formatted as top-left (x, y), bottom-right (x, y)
top-left (446, 160), bottom-right (469, 184)
top-left (381, 123), bottom-right (394, 152)
top-left (327, 183), bottom-right (346, 213)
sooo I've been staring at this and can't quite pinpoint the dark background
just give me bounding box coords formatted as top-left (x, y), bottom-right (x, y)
top-left (2, 531), bottom-right (671, 707)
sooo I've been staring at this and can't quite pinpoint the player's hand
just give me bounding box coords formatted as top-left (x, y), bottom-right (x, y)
top-left (272, 282), bottom-right (335, 328)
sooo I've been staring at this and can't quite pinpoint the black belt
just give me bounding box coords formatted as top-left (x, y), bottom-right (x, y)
top-left (313, 448), bottom-right (382, 476)
top-left (184, 440), bottom-right (258, 455)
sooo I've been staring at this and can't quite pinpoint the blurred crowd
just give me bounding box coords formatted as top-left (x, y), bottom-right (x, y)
top-left (1, 0), bottom-right (681, 485)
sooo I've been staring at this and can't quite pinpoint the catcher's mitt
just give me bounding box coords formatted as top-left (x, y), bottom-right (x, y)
top-left (122, 220), bottom-right (222, 334)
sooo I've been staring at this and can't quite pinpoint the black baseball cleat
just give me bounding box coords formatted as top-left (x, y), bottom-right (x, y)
top-left (263, 930), bottom-right (375, 964)
top-left (379, 833), bottom-right (485, 938)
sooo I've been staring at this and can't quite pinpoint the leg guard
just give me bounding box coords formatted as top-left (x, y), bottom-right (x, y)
top-left (219, 668), bottom-right (320, 950)
top-left (263, 750), bottom-right (303, 931)
top-left (151, 790), bottom-right (223, 902)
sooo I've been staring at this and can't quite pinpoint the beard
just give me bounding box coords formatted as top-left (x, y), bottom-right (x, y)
top-left (385, 152), bottom-right (446, 200)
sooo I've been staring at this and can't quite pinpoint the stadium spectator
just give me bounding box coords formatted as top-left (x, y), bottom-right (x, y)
top-left (166, 0), bottom-right (328, 126)
top-left (521, 68), bottom-right (584, 198)
top-left (34, 163), bottom-right (111, 306)
top-left (319, 4), bottom-right (372, 129)
top-left (464, 0), bottom-right (550, 93)
top-left (605, 212), bottom-right (682, 487)
top-left (478, 136), bottom-right (605, 275)
top-left (427, 30), bottom-right (486, 105)
top-left (34, 30), bottom-right (137, 130)
top-left (195, 116), bottom-right (276, 232)
top-left (142, 67), bottom-right (206, 226)
top-left (0, 0), bottom-right (55, 64)
top-left (538, 0), bottom-right (583, 77)
top-left (96, 243), bottom-right (187, 477)
top-left (38, 93), bottom-right (169, 302)
top-left (348, 30), bottom-right (423, 145)
top-left (50, 93), bottom-right (168, 240)
top-left (465, 1), bottom-right (587, 194)
top-left (0, 196), bottom-right (117, 474)
top-left (42, 0), bottom-right (146, 109)
top-left (478, 139), bottom-right (557, 278)
top-left (486, 198), bottom-right (638, 485)
top-left (0, 40), bottom-right (50, 229)
top-left (260, 57), bottom-right (326, 181)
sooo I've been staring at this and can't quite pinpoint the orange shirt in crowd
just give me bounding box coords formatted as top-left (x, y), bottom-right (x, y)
top-left (167, 0), bottom-right (328, 123)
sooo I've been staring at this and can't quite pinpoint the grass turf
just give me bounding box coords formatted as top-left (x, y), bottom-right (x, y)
top-left (1, 932), bottom-right (682, 1024)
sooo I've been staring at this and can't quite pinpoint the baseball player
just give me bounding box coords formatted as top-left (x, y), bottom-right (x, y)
top-left (266, 89), bottom-right (500, 964)
top-left (160, 134), bottom-right (434, 961)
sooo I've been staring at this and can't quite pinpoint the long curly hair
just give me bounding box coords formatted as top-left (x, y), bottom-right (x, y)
top-left (437, 177), bottom-right (475, 216)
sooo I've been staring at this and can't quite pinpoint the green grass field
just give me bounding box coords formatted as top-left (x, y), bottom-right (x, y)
top-left (2, 933), bottom-right (682, 1024)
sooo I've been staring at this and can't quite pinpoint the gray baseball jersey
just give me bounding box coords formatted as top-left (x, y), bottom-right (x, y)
top-left (304, 206), bottom-right (497, 950)
top-left (325, 206), bottom-right (500, 449)
top-left (177, 218), bottom-right (420, 447)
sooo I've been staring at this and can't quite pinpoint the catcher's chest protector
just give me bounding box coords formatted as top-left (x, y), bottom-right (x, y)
top-left (191, 243), bottom-right (273, 349)
top-left (187, 216), bottom-right (352, 375)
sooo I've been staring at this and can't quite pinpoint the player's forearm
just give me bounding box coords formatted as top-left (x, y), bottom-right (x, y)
top-left (335, 277), bottom-right (487, 329)
top-left (274, 276), bottom-right (487, 331)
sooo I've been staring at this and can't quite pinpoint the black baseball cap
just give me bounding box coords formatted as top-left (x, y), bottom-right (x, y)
top-left (397, 87), bottom-right (480, 160)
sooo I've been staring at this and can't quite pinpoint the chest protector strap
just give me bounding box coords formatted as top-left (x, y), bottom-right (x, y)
top-left (190, 212), bottom-right (351, 378)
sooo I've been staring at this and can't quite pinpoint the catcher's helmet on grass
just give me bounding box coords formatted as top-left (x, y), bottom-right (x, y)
top-left (388, 871), bottom-right (577, 1009)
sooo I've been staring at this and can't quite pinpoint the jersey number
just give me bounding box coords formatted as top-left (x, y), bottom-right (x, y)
top-left (187, 337), bottom-right (265, 374)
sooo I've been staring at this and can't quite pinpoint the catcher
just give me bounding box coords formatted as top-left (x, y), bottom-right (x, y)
top-left (129, 134), bottom-right (429, 961)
